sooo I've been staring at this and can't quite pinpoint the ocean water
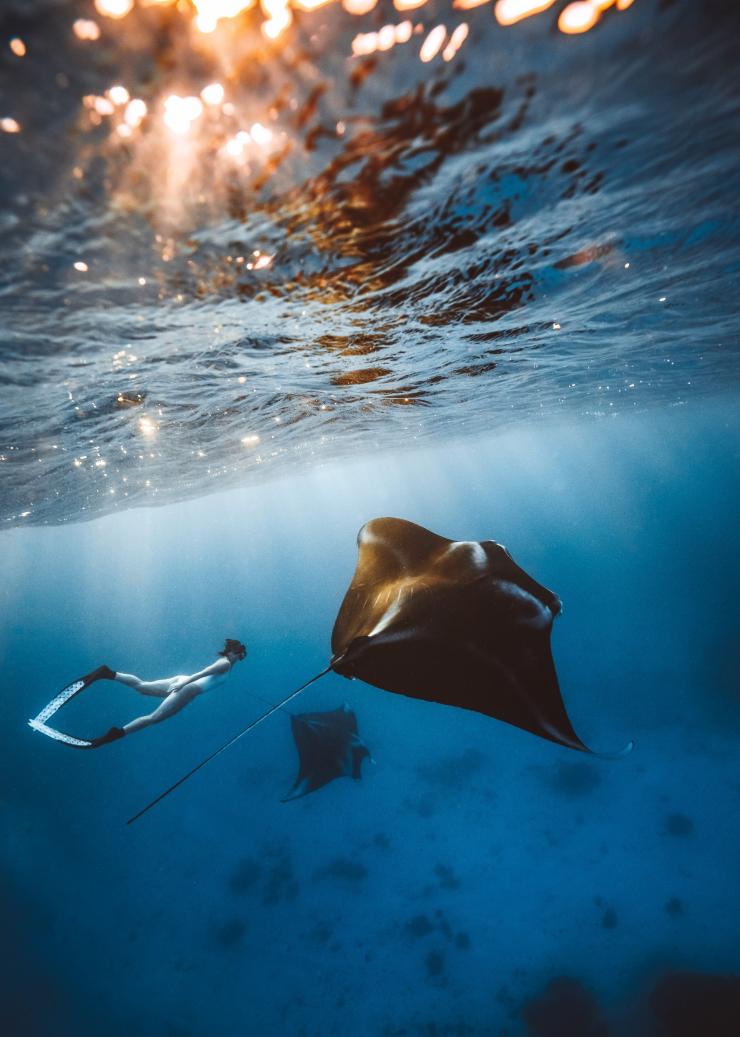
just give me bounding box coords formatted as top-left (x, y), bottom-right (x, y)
top-left (1, 0), bottom-right (739, 1035)
top-left (3, 404), bottom-right (740, 1036)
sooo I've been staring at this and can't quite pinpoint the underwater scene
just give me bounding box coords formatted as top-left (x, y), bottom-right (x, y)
top-left (1, 0), bottom-right (739, 1034)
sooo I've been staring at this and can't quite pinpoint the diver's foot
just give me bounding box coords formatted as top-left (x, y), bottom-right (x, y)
top-left (82, 664), bottom-right (116, 685)
top-left (89, 726), bottom-right (125, 749)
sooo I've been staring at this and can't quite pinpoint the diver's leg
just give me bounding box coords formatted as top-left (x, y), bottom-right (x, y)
top-left (122, 685), bottom-right (200, 736)
top-left (115, 673), bottom-right (173, 698)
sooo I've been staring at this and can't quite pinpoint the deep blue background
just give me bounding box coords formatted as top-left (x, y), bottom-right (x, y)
top-left (1, 399), bottom-right (739, 1035)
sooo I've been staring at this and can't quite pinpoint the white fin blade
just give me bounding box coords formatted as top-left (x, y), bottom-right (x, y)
top-left (28, 718), bottom-right (91, 748)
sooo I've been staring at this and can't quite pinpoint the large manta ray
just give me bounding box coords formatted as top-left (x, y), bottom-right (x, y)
top-left (330, 517), bottom-right (615, 754)
top-left (128, 516), bottom-right (629, 823)
top-left (283, 705), bottom-right (370, 801)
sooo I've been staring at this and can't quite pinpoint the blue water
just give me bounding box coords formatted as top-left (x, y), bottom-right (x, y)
top-left (2, 401), bottom-right (739, 1035)
top-left (2, 0), bottom-right (740, 1034)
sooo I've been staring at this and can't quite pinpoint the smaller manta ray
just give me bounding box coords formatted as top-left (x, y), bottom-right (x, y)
top-left (283, 705), bottom-right (370, 801)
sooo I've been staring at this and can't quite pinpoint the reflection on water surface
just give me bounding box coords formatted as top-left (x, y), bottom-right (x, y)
top-left (1, 0), bottom-right (739, 525)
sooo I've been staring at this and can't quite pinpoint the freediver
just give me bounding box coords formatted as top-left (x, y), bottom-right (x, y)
top-left (84, 639), bottom-right (247, 748)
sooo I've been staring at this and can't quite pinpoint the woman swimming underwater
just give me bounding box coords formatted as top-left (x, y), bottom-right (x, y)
top-left (84, 639), bottom-right (247, 748)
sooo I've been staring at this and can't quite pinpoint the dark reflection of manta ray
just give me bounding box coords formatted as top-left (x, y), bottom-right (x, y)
top-left (283, 705), bottom-right (370, 802)
top-left (129, 516), bottom-right (630, 823)
top-left (331, 517), bottom-right (629, 755)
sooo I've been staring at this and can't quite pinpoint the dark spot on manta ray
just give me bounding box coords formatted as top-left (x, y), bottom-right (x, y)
top-left (315, 857), bottom-right (368, 882)
top-left (229, 857), bottom-right (263, 895)
top-left (522, 976), bottom-right (611, 1037)
top-left (214, 919), bottom-right (246, 948)
top-left (455, 932), bottom-right (471, 950)
top-left (664, 813), bottom-right (694, 837)
top-left (373, 832), bottom-right (391, 850)
top-left (650, 971), bottom-right (740, 1037)
top-left (664, 897), bottom-right (684, 917)
top-left (549, 762), bottom-right (601, 797)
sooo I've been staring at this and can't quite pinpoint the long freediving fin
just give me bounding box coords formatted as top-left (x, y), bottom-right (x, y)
top-left (28, 666), bottom-right (116, 748)
top-left (27, 718), bottom-right (93, 748)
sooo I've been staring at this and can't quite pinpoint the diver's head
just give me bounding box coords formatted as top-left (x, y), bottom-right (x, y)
top-left (220, 638), bottom-right (247, 664)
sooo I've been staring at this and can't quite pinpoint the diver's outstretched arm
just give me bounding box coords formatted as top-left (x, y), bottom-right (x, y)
top-left (122, 685), bottom-right (200, 737)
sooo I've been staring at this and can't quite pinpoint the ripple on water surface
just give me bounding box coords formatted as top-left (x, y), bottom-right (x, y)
top-left (0, 0), bottom-right (739, 525)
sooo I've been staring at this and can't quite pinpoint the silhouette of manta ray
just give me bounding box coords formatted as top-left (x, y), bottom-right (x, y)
top-left (331, 517), bottom-right (602, 753)
top-left (283, 705), bottom-right (370, 801)
top-left (128, 517), bottom-right (630, 823)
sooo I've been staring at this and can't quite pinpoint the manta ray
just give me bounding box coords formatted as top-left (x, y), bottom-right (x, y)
top-left (283, 705), bottom-right (370, 801)
top-left (330, 516), bottom-right (597, 753)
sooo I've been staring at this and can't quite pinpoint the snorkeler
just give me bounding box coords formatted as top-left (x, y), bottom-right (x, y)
top-left (84, 639), bottom-right (248, 748)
